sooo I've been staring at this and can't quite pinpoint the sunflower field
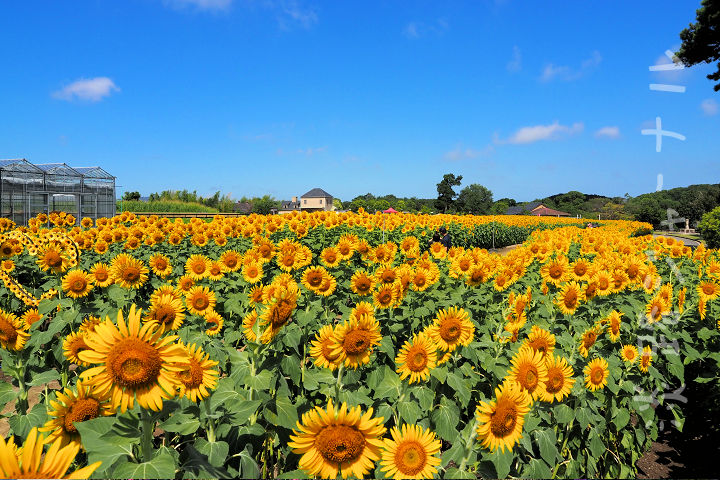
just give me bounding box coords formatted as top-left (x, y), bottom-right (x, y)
top-left (0, 210), bottom-right (718, 479)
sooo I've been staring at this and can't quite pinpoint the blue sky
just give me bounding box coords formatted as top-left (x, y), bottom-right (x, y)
top-left (1, 0), bottom-right (718, 202)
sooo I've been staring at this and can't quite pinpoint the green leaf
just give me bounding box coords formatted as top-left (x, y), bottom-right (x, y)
top-left (553, 404), bottom-right (574, 423)
top-left (194, 438), bottom-right (229, 467)
top-left (277, 469), bottom-right (310, 479)
top-left (446, 371), bottom-right (471, 407)
top-left (490, 447), bottom-right (513, 479)
top-left (429, 365), bottom-right (447, 383)
top-left (398, 401), bottom-right (422, 424)
top-left (8, 403), bottom-right (48, 438)
top-left (589, 431), bottom-right (605, 458)
top-left (246, 369), bottom-right (274, 391)
top-left (523, 458), bottom-right (553, 478)
top-left (613, 408), bottom-right (630, 430)
top-left (280, 356), bottom-right (302, 384)
top-left (374, 366), bottom-right (402, 400)
top-left (0, 382), bottom-right (15, 406)
top-left (26, 369), bottom-right (60, 387)
top-left (113, 450), bottom-right (177, 479)
top-left (238, 445), bottom-right (260, 478)
top-left (303, 368), bottom-right (335, 390)
top-left (275, 394), bottom-right (299, 429)
top-left (411, 386), bottom-right (435, 411)
top-left (430, 397), bottom-right (459, 442)
top-left (107, 285), bottom-right (127, 304)
top-left (160, 413), bottom-right (200, 435)
top-left (444, 468), bottom-right (476, 479)
top-left (535, 428), bottom-right (558, 466)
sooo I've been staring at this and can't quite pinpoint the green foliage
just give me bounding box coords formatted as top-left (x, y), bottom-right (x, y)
top-left (676, 0), bottom-right (720, 91)
top-left (251, 195), bottom-right (280, 215)
top-left (436, 173), bottom-right (463, 213)
top-left (698, 205), bottom-right (720, 247)
top-left (457, 184), bottom-right (493, 215)
top-left (122, 191), bottom-right (141, 201)
top-left (118, 200), bottom-right (218, 213)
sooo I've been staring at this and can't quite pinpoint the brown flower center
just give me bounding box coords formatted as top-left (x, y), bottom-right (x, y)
top-left (63, 398), bottom-right (101, 433)
top-left (0, 316), bottom-right (18, 344)
top-left (395, 441), bottom-right (427, 476)
top-left (307, 271), bottom-right (324, 287)
top-left (122, 266), bottom-right (140, 282)
top-left (177, 357), bottom-right (204, 388)
top-left (315, 425), bottom-right (365, 464)
top-left (343, 329), bottom-right (371, 355)
top-left (591, 367), bottom-right (604, 384)
top-left (71, 278), bottom-right (87, 293)
top-left (406, 345), bottom-right (429, 372)
top-left (107, 338), bottom-right (162, 388)
top-left (490, 398), bottom-right (517, 438)
top-left (549, 265), bottom-right (563, 279)
top-left (439, 318), bottom-right (462, 342)
top-left (94, 269), bottom-right (109, 282)
top-left (518, 364), bottom-right (539, 391)
top-left (45, 251), bottom-right (63, 268)
top-left (155, 305), bottom-right (176, 325)
top-left (546, 369), bottom-right (564, 394)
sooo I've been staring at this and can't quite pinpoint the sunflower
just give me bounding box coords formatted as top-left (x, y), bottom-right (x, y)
top-left (242, 261), bottom-right (263, 284)
top-left (375, 265), bottom-right (398, 285)
top-left (302, 266), bottom-right (329, 292)
top-left (288, 399), bottom-right (386, 479)
top-left (1, 259), bottom-right (14, 272)
top-left (425, 306), bottom-right (474, 352)
top-left (110, 254), bottom-right (149, 289)
top-left (606, 310), bottom-right (623, 342)
top-left (330, 314), bottom-right (382, 369)
top-left (316, 274), bottom-right (337, 297)
top-left (379, 424), bottom-right (442, 480)
top-left (39, 380), bottom-right (115, 448)
top-left (593, 271), bottom-right (613, 296)
top-left (185, 286), bottom-right (217, 317)
top-left (320, 246), bottom-right (342, 268)
top-left (149, 253), bottom-right (172, 278)
top-left (309, 324), bottom-right (342, 370)
top-left (475, 380), bottom-right (531, 452)
top-left (90, 262), bottom-right (113, 287)
top-left (248, 285), bottom-right (265, 306)
top-left (584, 357), bottom-right (609, 391)
top-left (411, 268), bottom-right (433, 292)
top-left (61, 270), bottom-right (94, 299)
top-left (697, 280), bottom-right (720, 301)
top-left (699, 297), bottom-right (707, 320)
top-left (144, 294), bottom-right (186, 333)
top-left (0, 309), bottom-right (30, 351)
top-left (21, 308), bottom-right (43, 327)
top-left (350, 301), bottom-right (375, 320)
top-left (578, 326), bottom-right (600, 358)
top-left (645, 295), bottom-right (668, 325)
top-left (639, 346), bottom-right (653, 372)
top-left (350, 270), bottom-right (375, 296)
top-left (540, 355), bottom-right (575, 403)
top-left (555, 281), bottom-right (584, 315)
top-left (185, 254), bottom-right (210, 280)
top-left (204, 310), bottom-right (224, 336)
top-left (570, 258), bottom-right (591, 281)
top-left (506, 346), bottom-right (548, 400)
top-left (0, 428), bottom-right (101, 479)
top-left (620, 344), bottom-right (638, 364)
top-left (395, 332), bottom-right (437, 384)
top-left (77, 304), bottom-right (189, 413)
top-left (540, 256), bottom-right (569, 286)
top-left (63, 331), bottom-right (92, 366)
top-left (373, 283), bottom-right (399, 309)
top-left (242, 310), bottom-right (261, 342)
top-left (677, 287), bottom-right (686, 314)
top-left (176, 275), bottom-right (195, 293)
top-left (79, 316), bottom-right (103, 334)
top-left (220, 249), bottom-right (242, 272)
top-left (259, 286), bottom-right (299, 341)
top-left (36, 243), bottom-right (72, 273)
top-left (522, 325), bottom-right (555, 358)
top-left (175, 343), bottom-right (219, 402)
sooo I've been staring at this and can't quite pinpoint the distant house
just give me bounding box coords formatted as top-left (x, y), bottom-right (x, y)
top-left (278, 196), bottom-right (301, 215)
top-left (279, 188), bottom-right (334, 214)
top-left (234, 201), bottom-right (253, 215)
top-left (506, 202), bottom-right (571, 217)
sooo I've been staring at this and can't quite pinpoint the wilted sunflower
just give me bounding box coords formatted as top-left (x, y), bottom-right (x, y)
top-left (425, 306), bottom-right (474, 352)
top-left (380, 424), bottom-right (442, 480)
top-left (185, 254), bottom-right (210, 280)
top-left (90, 262), bottom-right (113, 287)
top-left (506, 346), bottom-right (548, 400)
top-left (0, 309), bottom-right (30, 351)
top-left (185, 286), bottom-right (217, 317)
top-left (288, 399), bottom-right (386, 479)
top-left (522, 325), bottom-right (555, 358)
top-left (620, 344), bottom-right (638, 364)
top-left (204, 310), bottom-right (225, 337)
top-left (639, 346), bottom-right (653, 372)
top-left (555, 281), bottom-right (584, 315)
top-left (39, 380), bottom-right (115, 448)
top-left (175, 343), bottom-right (219, 402)
top-left (540, 355), bottom-right (575, 403)
top-left (330, 314), bottom-right (382, 369)
top-left (61, 270), bottom-right (94, 299)
top-left (395, 332), bottom-right (437, 384)
top-left (144, 294), bottom-right (186, 333)
top-left (309, 324), bottom-right (342, 370)
top-left (0, 428), bottom-right (101, 479)
top-left (584, 357), bottom-right (609, 391)
top-left (78, 304), bottom-right (189, 413)
top-left (149, 253), bottom-right (172, 278)
top-left (475, 380), bottom-right (531, 452)
top-left (350, 270), bottom-right (375, 296)
top-left (110, 254), bottom-right (149, 289)
top-left (63, 331), bottom-right (91, 366)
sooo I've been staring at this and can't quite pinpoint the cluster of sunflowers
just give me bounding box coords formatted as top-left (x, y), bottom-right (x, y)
top-left (0, 210), bottom-right (718, 479)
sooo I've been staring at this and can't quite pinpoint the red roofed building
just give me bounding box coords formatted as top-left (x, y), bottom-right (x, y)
top-left (530, 205), bottom-right (571, 217)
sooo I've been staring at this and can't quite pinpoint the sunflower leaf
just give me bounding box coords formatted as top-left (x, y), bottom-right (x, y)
top-left (430, 397), bottom-right (459, 442)
top-left (194, 438), bottom-right (229, 467)
top-left (113, 450), bottom-right (176, 479)
top-left (535, 428), bottom-right (558, 466)
top-left (160, 413), bottom-right (200, 435)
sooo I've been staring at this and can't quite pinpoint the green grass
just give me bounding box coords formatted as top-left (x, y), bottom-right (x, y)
top-left (117, 200), bottom-right (219, 213)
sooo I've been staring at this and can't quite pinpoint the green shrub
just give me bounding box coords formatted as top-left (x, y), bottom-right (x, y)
top-left (117, 200), bottom-right (219, 213)
top-left (698, 206), bottom-right (720, 248)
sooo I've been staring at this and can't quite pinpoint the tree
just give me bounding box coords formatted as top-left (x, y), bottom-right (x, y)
top-left (333, 198), bottom-right (343, 211)
top-left (676, 0), bottom-right (720, 91)
top-left (457, 184), bottom-right (493, 215)
top-left (491, 200), bottom-right (509, 214)
top-left (698, 205), bottom-right (720, 248)
top-left (252, 195), bottom-right (278, 215)
top-left (122, 191), bottom-right (141, 201)
top-left (631, 196), bottom-right (664, 227)
top-left (435, 173), bottom-right (463, 213)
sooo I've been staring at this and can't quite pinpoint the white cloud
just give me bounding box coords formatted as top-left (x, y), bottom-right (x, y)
top-left (540, 51), bottom-right (602, 82)
top-left (278, 0), bottom-right (318, 29)
top-left (701, 98), bottom-right (718, 116)
top-left (52, 77), bottom-right (119, 102)
top-left (164, 0), bottom-right (232, 10)
top-left (507, 46), bottom-right (521, 72)
top-left (297, 146), bottom-right (327, 156)
top-left (443, 145), bottom-right (494, 161)
top-left (595, 126), bottom-right (620, 139)
top-left (402, 18), bottom-right (448, 39)
top-left (498, 121), bottom-right (584, 144)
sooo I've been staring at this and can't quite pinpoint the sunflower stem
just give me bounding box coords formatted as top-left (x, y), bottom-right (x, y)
top-left (204, 399), bottom-right (216, 443)
top-left (141, 409), bottom-right (154, 462)
top-left (334, 364), bottom-right (344, 403)
top-left (15, 359), bottom-right (28, 415)
top-left (458, 418), bottom-right (478, 472)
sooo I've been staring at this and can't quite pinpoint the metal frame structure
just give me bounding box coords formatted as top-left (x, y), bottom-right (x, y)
top-left (0, 159), bottom-right (116, 225)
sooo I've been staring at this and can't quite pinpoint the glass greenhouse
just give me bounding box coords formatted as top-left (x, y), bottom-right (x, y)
top-left (0, 159), bottom-right (116, 225)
